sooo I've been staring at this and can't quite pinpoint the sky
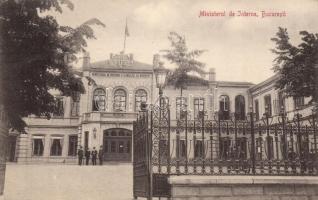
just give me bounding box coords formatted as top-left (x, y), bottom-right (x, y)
top-left (52, 0), bottom-right (318, 84)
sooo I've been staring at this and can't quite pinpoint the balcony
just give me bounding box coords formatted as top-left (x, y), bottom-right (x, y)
top-left (24, 116), bottom-right (79, 127)
top-left (82, 112), bottom-right (138, 123)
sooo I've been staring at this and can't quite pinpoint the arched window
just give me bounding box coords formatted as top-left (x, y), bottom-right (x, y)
top-left (235, 95), bottom-right (245, 120)
top-left (135, 89), bottom-right (147, 111)
top-left (219, 95), bottom-right (230, 120)
top-left (114, 89), bottom-right (127, 112)
top-left (92, 88), bottom-right (106, 111)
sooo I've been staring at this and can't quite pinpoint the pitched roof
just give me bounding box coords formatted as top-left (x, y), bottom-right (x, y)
top-left (87, 53), bottom-right (153, 72)
top-left (249, 73), bottom-right (280, 92)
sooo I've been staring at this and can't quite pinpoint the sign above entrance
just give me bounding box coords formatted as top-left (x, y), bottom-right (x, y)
top-left (92, 72), bottom-right (151, 78)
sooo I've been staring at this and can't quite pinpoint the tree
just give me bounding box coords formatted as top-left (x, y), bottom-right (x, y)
top-left (161, 32), bottom-right (207, 97)
top-left (0, 0), bottom-right (105, 131)
top-left (271, 27), bottom-right (318, 105)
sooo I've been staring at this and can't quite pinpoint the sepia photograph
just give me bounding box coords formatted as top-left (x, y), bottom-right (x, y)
top-left (0, 0), bottom-right (318, 199)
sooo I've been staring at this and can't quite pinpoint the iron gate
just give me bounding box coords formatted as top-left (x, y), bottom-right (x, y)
top-left (133, 103), bottom-right (318, 199)
top-left (133, 110), bottom-right (151, 198)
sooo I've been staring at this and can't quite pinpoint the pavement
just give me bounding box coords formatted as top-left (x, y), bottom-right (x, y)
top-left (3, 163), bottom-right (136, 200)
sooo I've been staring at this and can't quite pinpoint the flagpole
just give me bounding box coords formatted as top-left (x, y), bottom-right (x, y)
top-left (123, 18), bottom-right (127, 53)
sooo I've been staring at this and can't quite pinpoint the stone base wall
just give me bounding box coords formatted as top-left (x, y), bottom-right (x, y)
top-left (169, 176), bottom-right (318, 200)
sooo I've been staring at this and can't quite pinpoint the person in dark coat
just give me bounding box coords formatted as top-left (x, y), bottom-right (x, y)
top-left (77, 146), bottom-right (84, 166)
top-left (85, 148), bottom-right (91, 165)
top-left (98, 145), bottom-right (104, 165)
top-left (91, 147), bottom-right (97, 165)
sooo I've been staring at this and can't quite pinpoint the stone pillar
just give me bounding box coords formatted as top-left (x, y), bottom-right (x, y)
top-left (77, 126), bottom-right (82, 149)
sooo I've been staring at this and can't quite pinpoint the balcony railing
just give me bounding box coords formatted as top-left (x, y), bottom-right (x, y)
top-left (82, 112), bottom-right (138, 122)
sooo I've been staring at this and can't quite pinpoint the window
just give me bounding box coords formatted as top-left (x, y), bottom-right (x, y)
top-left (194, 98), bottom-right (204, 119)
top-left (119, 130), bottom-right (125, 136)
top-left (111, 131), bottom-right (117, 136)
top-left (236, 137), bottom-right (247, 159)
top-left (278, 91), bottom-right (285, 113)
top-left (32, 137), bottom-right (44, 156)
top-left (219, 95), bottom-right (230, 120)
top-left (254, 100), bottom-right (260, 121)
top-left (264, 95), bottom-right (272, 116)
top-left (118, 141), bottom-right (124, 153)
top-left (256, 137), bottom-right (263, 160)
top-left (160, 97), bottom-right (169, 108)
top-left (219, 137), bottom-right (231, 160)
top-left (111, 141), bottom-right (116, 153)
top-left (159, 139), bottom-right (168, 160)
top-left (71, 93), bottom-right (80, 117)
top-left (178, 140), bottom-right (186, 158)
top-left (194, 140), bottom-right (203, 158)
top-left (280, 135), bottom-right (288, 159)
top-left (266, 136), bottom-right (274, 160)
top-left (68, 135), bottom-right (78, 156)
top-left (126, 141), bottom-right (131, 153)
top-left (53, 97), bottom-right (64, 117)
top-left (92, 88), bottom-right (106, 111)
top-left (105, 141), bottom-right (109, 153)
top-left (235, 95), bottom-right (245, 120)
top-left (135, 89), bottom-right (147, 111)
top-left (51, 137), bottom-right (62, 156)
top-left (176, 97), bottom-right (187, 120)
top-left (114, 89), bottom-right (127, 112)
top-left (294, 96), bottom-right (305, 109)
top-left (300, 137), bottom-right (309, 157)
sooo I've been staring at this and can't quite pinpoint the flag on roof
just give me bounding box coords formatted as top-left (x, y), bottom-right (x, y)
top-left (125, 21), bottom-right (130, 37)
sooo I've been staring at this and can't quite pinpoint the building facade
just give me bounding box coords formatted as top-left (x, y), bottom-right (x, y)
top-left (8, 52), bottom-right (314, 164)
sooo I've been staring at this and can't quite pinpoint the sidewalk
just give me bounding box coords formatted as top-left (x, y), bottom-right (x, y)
top-left (4, 164), bottom-right (134, 200)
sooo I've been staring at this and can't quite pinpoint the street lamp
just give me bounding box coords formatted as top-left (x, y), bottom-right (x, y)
top-left (154, 62), bottom-right (169, 98)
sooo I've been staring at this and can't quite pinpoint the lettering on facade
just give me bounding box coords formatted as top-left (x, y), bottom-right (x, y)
top-left (92, 72), bottom-right (150, 78)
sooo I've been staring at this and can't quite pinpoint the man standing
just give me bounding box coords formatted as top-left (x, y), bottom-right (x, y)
top-left (77, 146), bottom-right (84, 166)
top-left (98, 145), bottom-right (104, 165)
top-left (91, 147), bottom-right (97, 165)
top-left (85, 148), bottom-right (90, 165)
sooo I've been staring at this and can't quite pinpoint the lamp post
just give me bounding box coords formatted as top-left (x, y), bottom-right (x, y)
top-left (153, 62), bottom-right (169, 200)
top-left (154, 62), bottom-right (169, 105)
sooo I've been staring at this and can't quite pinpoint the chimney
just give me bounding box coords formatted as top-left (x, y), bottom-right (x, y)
top-left (208, 68), bottom-right (216, 81)
top-left (82, 52), bottom-right (90, 70)
top-left (153, 54), bottom-right (160, 68)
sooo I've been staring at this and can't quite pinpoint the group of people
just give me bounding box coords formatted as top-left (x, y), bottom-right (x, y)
top-left (77, 146), bottom-right (104, 166)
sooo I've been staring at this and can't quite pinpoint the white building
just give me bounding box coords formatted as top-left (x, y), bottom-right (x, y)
top-left (7, 52), bottom-right (314, 164)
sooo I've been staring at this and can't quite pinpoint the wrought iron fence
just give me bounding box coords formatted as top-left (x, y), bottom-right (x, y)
top-left (133, 102), bottom-right (318, 199)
